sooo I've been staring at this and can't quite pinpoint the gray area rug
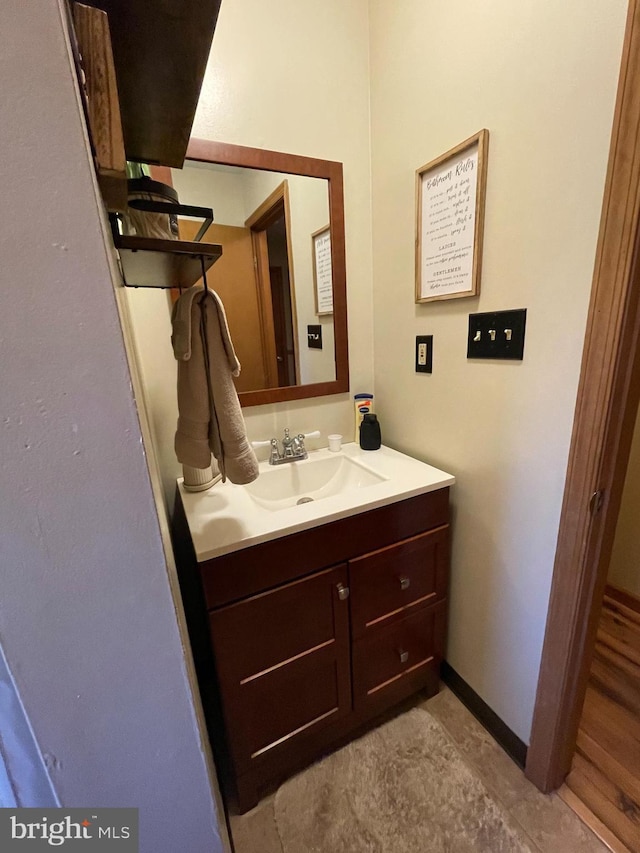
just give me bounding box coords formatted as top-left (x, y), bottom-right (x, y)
top-left (274, 707), bottom-right (534, 852)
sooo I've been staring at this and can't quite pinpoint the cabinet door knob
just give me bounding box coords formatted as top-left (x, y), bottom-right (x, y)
top-left (336, 582), bottom-right (350, 601)
top-left (398, 648), bottom-right (409, 664)
top-left (399, 575), bottom-right (411, 591)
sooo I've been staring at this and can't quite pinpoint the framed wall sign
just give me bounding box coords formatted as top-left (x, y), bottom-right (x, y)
top-left (312, 225), bottom-right (333, 315)
top-left (416, 129), bottom-right (489, 303)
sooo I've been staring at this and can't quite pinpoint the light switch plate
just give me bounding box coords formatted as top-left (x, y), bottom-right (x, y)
top-left (307, 325), bottom-right (322, 349)
top-left (467, 309), bottom-right (526, 360)
top-left (415, 335), bottom-right (433, 373)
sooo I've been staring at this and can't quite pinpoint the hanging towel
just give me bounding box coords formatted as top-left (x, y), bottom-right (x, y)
top-left (171, 284), bottom-right (259, 485)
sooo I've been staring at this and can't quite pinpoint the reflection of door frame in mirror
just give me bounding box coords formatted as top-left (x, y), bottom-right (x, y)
top-left (185, 138), bottom-right (349, 407)
top-left (244, 180), bottom-right (300, 390)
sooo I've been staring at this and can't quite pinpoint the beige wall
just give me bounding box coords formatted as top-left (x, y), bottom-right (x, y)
top-left (191, 0), bottom-right (375, 439)
top-left (1, 1), bottom-right (226, 847)
top-left (369, 0), bottom-right (627, 740)
top-left (127, 0), bottom-right (373, 507)
top-left (173, 162), bottom-right (247, 225)
top-left (609, 404), bottom-right (640, 598)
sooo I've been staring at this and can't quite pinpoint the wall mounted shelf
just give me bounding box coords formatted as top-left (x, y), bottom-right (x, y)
top-left (115, 235), bottom-right (222, 290)
top-left (79, 0), bottom-right (222, 168)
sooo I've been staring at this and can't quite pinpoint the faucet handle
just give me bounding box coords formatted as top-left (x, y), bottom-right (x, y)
top-left (269, 438), bottom-right (280, 463)
top-left (250, 439), bottom-right (273, 449)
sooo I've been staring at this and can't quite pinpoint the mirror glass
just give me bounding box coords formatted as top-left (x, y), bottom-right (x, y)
top-left (172, 162), bottom-right (334, 392)
top-left (174, 140), bottom-right (349, 407)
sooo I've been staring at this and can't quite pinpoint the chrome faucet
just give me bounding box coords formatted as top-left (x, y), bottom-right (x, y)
top-left (269, 428), bottom-right (308, 465)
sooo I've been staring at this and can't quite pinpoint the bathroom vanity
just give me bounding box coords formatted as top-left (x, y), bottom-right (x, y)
top-left (173, 444), bottom-right (454, 812)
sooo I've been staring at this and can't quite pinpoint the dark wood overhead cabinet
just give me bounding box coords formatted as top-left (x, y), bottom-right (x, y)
top-left (80, 0), bottom-right (222, 167)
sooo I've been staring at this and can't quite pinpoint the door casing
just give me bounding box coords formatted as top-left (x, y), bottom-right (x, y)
top-left (526, 0), bottom-right (640, 791)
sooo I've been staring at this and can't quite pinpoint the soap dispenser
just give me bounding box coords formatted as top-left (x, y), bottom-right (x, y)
top-left (359, 413), bottom-right (381, 450)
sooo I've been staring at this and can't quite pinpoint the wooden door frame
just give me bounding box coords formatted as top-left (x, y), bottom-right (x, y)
top-left (245, 180), bottom-right (301, 388)
top-left (526, 0), bottom-right (640, 792)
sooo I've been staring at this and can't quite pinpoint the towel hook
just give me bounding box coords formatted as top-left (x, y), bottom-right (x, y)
top-left (200, 256), bottom-right (209, 294)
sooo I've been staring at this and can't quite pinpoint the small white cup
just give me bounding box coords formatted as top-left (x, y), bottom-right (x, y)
top-left (328, 434), bottom-right (342, 452)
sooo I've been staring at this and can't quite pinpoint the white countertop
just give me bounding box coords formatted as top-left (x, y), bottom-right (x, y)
top-left (178, 443), bottom-right (455, 562)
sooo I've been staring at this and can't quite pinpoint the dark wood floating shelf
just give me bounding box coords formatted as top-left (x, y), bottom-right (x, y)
top-left (82, 0), bottom-right (222, 168)
top-left (115, 235), bottom-right (222, 289)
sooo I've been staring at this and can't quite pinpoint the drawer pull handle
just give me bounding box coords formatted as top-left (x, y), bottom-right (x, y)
top-left (399, 576), bottom-right (411, 591)
top-left (398, 649), bottom-right (409, 664)
top-left (337, 583), bottom-right (350, 601)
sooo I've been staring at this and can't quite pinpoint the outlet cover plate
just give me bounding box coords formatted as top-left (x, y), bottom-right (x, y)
top-left (467, 309), bottom-right (526, 360)
top-left (415, 335), bottom-right (433, 373)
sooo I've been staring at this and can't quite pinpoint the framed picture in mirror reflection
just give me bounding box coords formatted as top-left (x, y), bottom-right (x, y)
top-left (312, 225), bottom-right (333, 315)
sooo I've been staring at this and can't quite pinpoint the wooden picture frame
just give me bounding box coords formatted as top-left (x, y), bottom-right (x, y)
top-left (415, 129), bottom-right (489, 303)
top-left (312, 225), bottom-right (333, 315)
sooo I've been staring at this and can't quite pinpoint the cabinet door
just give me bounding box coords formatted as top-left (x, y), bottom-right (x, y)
top-left (349, 525), bottom-right (449, 638)
top-left (209, 564), bottom-right (351, 773)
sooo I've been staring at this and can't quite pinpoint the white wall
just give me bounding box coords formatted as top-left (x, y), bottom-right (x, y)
top-left (369, 0), bottom-right (627, 741)
top-left (0, 2), bottom-right (226, 849)
top-left (285, 175), bottom-right (336, 385)
top-left (172, 162), bottom-right (247, 226)
top-left (609, 404), bottom-right (640, 598)
top-left (127, 0), bottom-right (373, 508)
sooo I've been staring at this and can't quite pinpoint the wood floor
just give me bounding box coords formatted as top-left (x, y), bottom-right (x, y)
top-left (566, 585), bottom-right (640, 852)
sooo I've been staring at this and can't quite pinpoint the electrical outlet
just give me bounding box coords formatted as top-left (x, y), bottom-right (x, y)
top-left (415, 335), bottom-right (433, 373)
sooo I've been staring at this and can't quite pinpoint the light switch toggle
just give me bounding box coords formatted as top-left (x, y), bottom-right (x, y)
top-left (504, 329), bottom-right (512, 341)
top-left (489, 329), bottom-right (496, 341)
top-left (473, 331), bottom-right (482, 342)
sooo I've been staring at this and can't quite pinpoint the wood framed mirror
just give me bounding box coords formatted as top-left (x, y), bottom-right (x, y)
top-left (175, 139), bottom-right (349, 407)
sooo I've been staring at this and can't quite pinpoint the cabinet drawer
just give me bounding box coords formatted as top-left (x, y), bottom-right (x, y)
top-left (209, 564), bottom-right (348, 681)
top-left (231, 646), bottom-right (345, 770)
top-left (198, 488), bottom-right (450, 608)
top-left (349, 526), bottom-right (448, 638)
top-left (352, 601), bottom-right (445, 713)
top-left (209, 565), bottom-right (351, 772)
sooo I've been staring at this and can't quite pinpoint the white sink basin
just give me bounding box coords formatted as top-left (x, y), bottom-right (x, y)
top-left (243, 454), bottom-right (387, 511)
top-left (178, 443), bottom-right (455, 561)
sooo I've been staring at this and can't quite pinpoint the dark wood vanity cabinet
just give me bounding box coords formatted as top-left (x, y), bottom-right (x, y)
top-left (174, 487), bottom-right (450, 813)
